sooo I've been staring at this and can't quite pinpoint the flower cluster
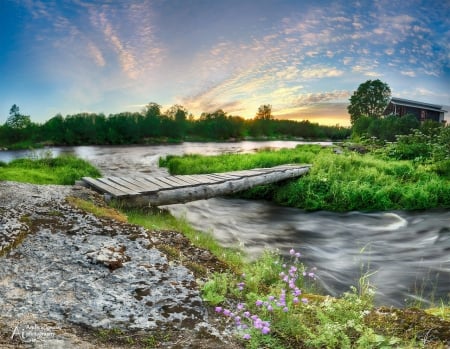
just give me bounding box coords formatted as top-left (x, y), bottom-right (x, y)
top-left (215, 248), bottom-right (316, 341)
top-left (215, 303), bottom-right (270, 340)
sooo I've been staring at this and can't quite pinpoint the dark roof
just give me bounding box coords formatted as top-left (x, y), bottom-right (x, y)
top-left (389, 97), bottom-right (446, 112)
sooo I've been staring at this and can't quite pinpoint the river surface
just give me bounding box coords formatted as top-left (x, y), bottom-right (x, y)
top-left (1, 141), bottom-right (449, 307)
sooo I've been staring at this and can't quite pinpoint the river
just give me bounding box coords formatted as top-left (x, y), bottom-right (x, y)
top-left (1, 141), bottom-right (449, 307)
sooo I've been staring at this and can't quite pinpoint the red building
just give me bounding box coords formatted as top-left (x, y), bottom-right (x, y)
top-left (384, 97), bottom-right (447, 123)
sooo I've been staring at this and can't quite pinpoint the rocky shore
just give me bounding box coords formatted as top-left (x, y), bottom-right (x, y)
top-left (0, 181), bottom-right (242, 348)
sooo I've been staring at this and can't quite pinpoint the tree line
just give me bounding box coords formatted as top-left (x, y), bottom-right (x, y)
top-left (0, 103), bottom-right (350, 148)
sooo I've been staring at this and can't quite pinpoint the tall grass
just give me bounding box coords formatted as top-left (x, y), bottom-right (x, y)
top-left (0, 155), bottom-right (101, 184)
top-left (160, 145), bottom-right (450, 211)
top-left (124, 207), bottom-right (244, 270)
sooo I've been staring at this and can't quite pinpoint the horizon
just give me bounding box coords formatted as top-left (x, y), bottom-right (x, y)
top-left (1, 0), bottom-right (449, 127)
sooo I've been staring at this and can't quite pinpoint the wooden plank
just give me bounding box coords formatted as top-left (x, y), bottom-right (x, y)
top-left (151, 176), bottom-right (184, 188)
top-left (172, 175), bottom-right (205, 185)
top-left (121, 177), bottom-right (161, 192)
top-left (179, 174), bottom-right (220, 184)
top-left (132, 177), bottom-right (165, 191)
top-left (81, 177), bottom-right (130, 197)
top-left (140, 176), bottom-right (174, 189)
top-left (107, 177), bottom-right (147, 193)
top-left (157, 176), bottom-right (192, 187)
top-left (98, 178), bottom-right (140, 196)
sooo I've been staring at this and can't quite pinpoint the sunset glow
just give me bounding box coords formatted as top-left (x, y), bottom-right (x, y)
top-left (1, 0), bottom-right (449, 125)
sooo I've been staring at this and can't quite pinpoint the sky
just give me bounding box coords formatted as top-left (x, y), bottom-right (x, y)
top-left (1, 0), bottom-right (449, 126)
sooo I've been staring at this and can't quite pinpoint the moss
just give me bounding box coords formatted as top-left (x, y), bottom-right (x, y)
top-left (364, 306), bottom-right (450, 345)
top-left (0, 229), bottom-right (29, 258)
top-left (156, 244), bottom-right (180, 259)
top-left (66, 197), bottom-right (128, 223)
top-left (184, 261), bottom-right (208, 278)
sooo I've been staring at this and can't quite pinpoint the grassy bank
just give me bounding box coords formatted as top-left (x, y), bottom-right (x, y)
top-left (0, 154), bottom-right (100, 184)
top-left (112, 207), bottom-right (449, 349)
top-left (160, 144), bottom-right (450, 211)
top-left (3, 154), bottom-right (449, 348)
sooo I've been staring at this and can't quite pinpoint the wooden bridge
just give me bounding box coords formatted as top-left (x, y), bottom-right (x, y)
top-left (81, 164), bottom-right (310, 207)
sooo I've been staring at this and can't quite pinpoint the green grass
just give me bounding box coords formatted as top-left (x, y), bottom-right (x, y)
top-left (123, 206), bottom-right (244, 271)
top-left (160, 145), bottom-right (450, 211)
top-left (0, 155), bottom-right (101, 184)
top-left (202, 248), bottom-right (449, 349)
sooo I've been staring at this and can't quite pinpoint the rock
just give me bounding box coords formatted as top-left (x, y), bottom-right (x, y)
top-left (86, 244), bottom-right (130, 270)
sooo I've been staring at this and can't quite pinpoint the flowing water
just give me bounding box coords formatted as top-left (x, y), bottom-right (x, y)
top-left (1, 141), bottom-right (449, 307)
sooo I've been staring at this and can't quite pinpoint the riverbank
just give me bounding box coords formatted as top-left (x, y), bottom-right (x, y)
top-left (160, 144), bottom-right (450, 211)
top-left (1, 153), bottom-right (449, 348)
top-left (0, 181), bottom-right (243, 348)
top-left (1, 181), bottom-right (449, 348)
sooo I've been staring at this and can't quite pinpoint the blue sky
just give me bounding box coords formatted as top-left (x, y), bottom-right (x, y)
top-left (1, 0), bottom-right (449, 126)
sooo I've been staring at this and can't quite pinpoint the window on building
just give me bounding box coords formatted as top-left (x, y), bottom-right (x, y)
top-left (420, 110), bottom-right (427, 121)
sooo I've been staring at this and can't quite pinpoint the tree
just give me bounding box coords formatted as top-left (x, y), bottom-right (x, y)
top-left (166, 104), bottom-right (188, 138)
top-left (6, 104), bottom-right (31, 129)
top-left (255, 104), bottom-right (273, 120)
top-left (347, 80), bottom-right (391, 125)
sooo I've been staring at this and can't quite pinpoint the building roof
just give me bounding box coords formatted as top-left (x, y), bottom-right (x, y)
top-left (389, 97), bottom-right (446, 112)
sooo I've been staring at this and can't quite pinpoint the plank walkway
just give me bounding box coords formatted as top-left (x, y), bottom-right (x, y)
top-left (81, 164), bottom-right (310, 206)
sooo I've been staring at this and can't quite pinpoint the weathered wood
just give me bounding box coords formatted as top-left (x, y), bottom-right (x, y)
top-left (82, 164), bottom-right (310, 206)
top-left (81, 177), bottom-right (130, 197)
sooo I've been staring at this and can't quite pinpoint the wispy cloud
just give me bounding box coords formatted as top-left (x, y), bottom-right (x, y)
top-left (87, 42), bottom-right (105, 67)
top-left (294, 90), bottom-right (351, 106)
top-left (300, 67), bottom-right (344, 79)
top-left (400, 70), bottom-right (416, 77)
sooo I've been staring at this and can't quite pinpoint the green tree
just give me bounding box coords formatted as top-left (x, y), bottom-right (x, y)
top-left (142, 102), bottom-right (162, 138)
top-left (347, 80), bottom-right (391, 125)
top-left (255, 104), bottom-right (273, 120)
top-left (166, 104), bottom-right (188, 138)
top-left (6, 104), bottom-right (31, 129)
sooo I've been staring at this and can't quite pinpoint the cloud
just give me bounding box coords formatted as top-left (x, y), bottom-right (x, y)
top-left (294, 90), bottom-right (351, 106)
top-left (400, 70), bottom-right (416, 77)
top-left (300, 67), bottom-right (344, 79)
top-left (96, 12), bottom-right (138, 79)
top-left (87, 42), bottom-right (105, 67)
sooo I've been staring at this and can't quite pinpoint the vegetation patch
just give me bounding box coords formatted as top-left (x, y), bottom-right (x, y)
top-left (0, 154), bottom-right (100, 184)
top-left (67, 196), bottom-right (128, 222)
top-left (160, 144), bottom-right (450, 211)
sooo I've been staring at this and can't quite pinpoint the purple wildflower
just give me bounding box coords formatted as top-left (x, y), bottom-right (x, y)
top-left (261, 326), bottom-right (271, 334)
top-left (215, 306), bottom-right (222, 313)
top-left (243, 333), bottom-right (251, 340)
